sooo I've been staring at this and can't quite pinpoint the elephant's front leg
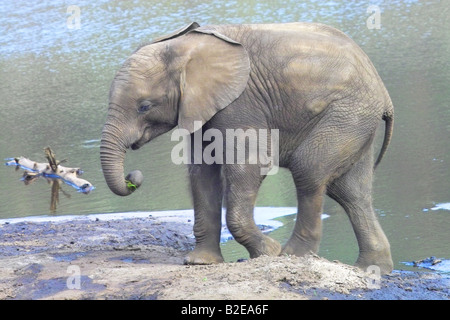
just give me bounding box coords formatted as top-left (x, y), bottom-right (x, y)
top-left (184, 163), bottom-right (224, 265)
top-left (224, 164), bottom-right (281, 258)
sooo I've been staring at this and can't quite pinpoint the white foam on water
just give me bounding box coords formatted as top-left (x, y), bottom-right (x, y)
top-left (430, 203), bottom-right (450, 211)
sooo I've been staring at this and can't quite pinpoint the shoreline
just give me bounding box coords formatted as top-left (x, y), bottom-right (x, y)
top-left (0, 213), bottom-right (448, 300)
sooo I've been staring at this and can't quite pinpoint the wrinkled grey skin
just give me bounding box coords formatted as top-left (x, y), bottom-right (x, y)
top-left (100, 22), bottom-right (394, 274)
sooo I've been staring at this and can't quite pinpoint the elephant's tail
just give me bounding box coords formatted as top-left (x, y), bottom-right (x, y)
top-left (374, 109), bottom-right (394, 170)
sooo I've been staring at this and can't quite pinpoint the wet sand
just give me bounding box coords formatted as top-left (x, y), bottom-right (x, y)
top-left (0, 215), bottom-right (448, 300)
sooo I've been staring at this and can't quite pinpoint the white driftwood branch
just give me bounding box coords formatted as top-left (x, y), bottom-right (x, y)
top-left (6, 155), bottom-right (94, 194)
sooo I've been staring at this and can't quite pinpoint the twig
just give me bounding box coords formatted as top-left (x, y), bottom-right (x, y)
top-left (5, 147), bottom-right (94, 194)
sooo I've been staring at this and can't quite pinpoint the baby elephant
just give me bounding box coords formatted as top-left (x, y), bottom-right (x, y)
top-left (100, 22), bottom-right (394, 274)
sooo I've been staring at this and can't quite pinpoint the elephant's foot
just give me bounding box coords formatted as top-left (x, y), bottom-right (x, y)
top-left (184, 248), bottom-right (224, 265)
top-left (280, 237), bottom-right (319, 257)
top-left (247, 235), bottom-right (281, 258)
top-left (355, 249), bottom-right (393, 275)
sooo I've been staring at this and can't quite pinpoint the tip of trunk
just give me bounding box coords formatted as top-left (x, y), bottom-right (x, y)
top-left (100, 151), bottom-right (143, 196)
top-left (124, 170), bottom-right (144, 193)
top-left (106, 170), bottom-right (143, 197)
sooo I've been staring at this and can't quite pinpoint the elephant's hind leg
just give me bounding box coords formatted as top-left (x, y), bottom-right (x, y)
top-left (224, 164), bottom-right (281, 258)
top-left (281, 182), bottom-right (326, 257)
top-left (327, 149), bottom-right (393, 274)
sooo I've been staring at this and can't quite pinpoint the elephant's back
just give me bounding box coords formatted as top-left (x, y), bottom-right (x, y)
top-left (206, 22), bottom-right (358, 51)
top-left (208, 23), bottom-right (392, 118)
top-left (208, 22), bottom-right (382, 86)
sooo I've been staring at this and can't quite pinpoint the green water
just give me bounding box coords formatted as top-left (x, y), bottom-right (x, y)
top-left (0, 0), bottom-right (449, 270)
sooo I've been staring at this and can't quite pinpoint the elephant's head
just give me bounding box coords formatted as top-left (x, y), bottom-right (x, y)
top-left (100, 23), bottom-right (250, 196)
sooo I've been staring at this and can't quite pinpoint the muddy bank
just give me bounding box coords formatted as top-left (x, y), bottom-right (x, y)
top-left (0, 215), bottom-right (448, 300)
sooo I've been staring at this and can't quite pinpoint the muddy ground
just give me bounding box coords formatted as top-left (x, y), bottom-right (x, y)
top-left (0, 215), bottom-right (448, 300)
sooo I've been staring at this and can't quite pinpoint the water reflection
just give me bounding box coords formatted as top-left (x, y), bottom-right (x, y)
top-left (22, 174), bottom-right (72, 214)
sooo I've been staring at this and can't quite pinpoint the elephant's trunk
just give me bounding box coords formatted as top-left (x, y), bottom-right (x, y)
top-left (100, 123), bottom-right (143, 196)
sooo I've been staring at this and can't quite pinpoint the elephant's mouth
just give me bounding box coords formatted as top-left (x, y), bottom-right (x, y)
top-left (131, 127), bottom-right (154, 150)
top-left (130, 135), bottom-right (149, 150)
top-left (131, 142), bottom-right (142, 150)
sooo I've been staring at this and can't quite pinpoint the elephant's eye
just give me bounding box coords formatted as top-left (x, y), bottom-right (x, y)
top-left (138, 103), bottom-right (151, 114)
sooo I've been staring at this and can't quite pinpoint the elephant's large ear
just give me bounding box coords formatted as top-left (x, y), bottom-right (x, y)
top-left (151, 22), bottom-right (200, 44)
top-left (178, 29), bottom-right (250, 133)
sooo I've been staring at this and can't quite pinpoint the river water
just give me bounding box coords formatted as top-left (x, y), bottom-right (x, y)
top-left (0, 0), bottom-right (449, 271)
